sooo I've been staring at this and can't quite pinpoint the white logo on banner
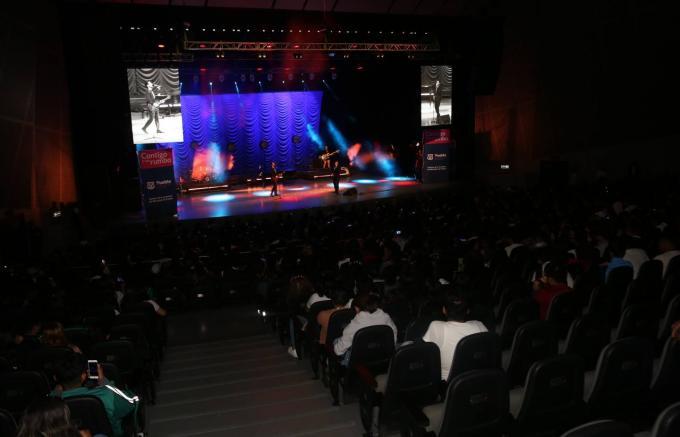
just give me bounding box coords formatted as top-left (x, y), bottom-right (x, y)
top-left (146, 181), bottom-right (156, 190)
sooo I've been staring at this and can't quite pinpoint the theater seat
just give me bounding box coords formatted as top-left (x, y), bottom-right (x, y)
top-left (0, 409), bottom-right (17, 437)
top-left (560, 420), bottom-right (633, 437)
top-left (0, 371), bottom-right (50, 417)
top-left (585, 337), bottom-right (654, 427)
top-left (505, 320), bottom-right (558, 387)
top-left (447, 331), bottom-right (501, 382)
top-left (414, 369), bottom-right (509, 437)
top-left (649, 338), bottom-right (680, 411)
top-left (64, 395), bottom-right (115, 437)
top-left (563, 316), bottom-right (610, 371)
top-left (510, 355), bottom-right (586, 437)
top-left (650, 402), bottom-right (680, 437)
top-left (498, 299), bottom-right (539, 349)
top-left (357, 342), bottom-right (440, 436)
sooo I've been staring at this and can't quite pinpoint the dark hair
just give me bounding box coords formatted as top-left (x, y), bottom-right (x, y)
top-left (544, 261), bottom-right (567, 284)
top-left (444, 295), bottom-right (469, 321)
top-left (50, 351), bottom-right (86, 387)
top-left (17, 398), bottom-right (81, 437)
top-left (354, 290), bottom-right (381, 313)
top-left (330, 289), bottom-right (351, 307)
top-left (609, 238), bottom-right (627, 258)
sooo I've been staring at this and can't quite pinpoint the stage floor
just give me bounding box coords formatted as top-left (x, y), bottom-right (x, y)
top-left (175, 176), bottom-right (445, 221)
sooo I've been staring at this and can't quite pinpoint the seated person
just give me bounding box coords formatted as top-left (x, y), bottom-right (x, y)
top-left (41, 321), bottom-right (82, 353)
top-left (654, 232), bottom-right (680, 278)
top-left (422, 295), bottom-right (487, 381)
top-left (317, 289), bottom-right (351, 344)
top-left (604, 238), bottom-right (633, 282)
top-left (333, 291), bottom-right (397, 360)
top-left (533, 262), bottom-right (572, 320)
top-left (17, 398), bottom-right (86, 437)
top-left (50, 352), bottom-right (138, 437)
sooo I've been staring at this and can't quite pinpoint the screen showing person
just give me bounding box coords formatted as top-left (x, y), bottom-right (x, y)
top-left (420, 65), bottom-right (452, 127)
top-left (127, 68), bottom-right (184, 144)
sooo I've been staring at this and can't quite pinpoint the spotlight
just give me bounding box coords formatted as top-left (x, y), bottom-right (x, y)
top-left (209, 82), bottom-right (213, 86)
top-left (157, 43), bottom-right (165, 49)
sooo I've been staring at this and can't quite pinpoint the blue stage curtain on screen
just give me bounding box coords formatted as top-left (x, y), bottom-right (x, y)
top-left (162, 91), bottom-right (323, 181)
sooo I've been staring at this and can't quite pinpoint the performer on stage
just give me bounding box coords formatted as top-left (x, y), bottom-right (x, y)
top-left (415, 143), bottom-right (423, 182)
top-left (332, 160), bottom-right (341, 194)
top-left (433, 80), bottom-right (443, 119)
top-left (270, 162), bottom-right (280, 197)
top-left (142, 81), bottom-right (164, 135)
top-left (321, 146), bottom-right (331, 169)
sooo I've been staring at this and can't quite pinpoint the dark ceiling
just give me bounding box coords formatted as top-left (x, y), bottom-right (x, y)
top-left (95, 0), bottom-right (499, 16)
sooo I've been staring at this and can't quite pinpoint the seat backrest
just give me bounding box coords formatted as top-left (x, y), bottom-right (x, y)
top-left (507, 320), bottom-right (558, 387)
top-left (448, 332), bottom-right (501, 381)
top-left (0, 371), bottom-right (50, 416)
top-left (325, 308), bottom-right (356, 347)
top-left (92, 340), bottom-right (140, 373)
top-left (650, 338), bottom-right (680, 409)
top-left (438, 369), bottom-right (509, 437)
top-left (563, 316), bottom-right (610, 371)
top-left (0, 408), bottom-right (17, 437)
top-left (348, 325), bottom-right (395, 372)
top-left (306, 300), bottom-right (335, 339)
top-left (109, 323), bottom-right (149, 348)
top-left (666, 256), bottom-right (680, 279)
top-left (586, 337), bottom-right (654, 421)
top-left (64, 395), bottom-right (115, 437)
top-left (658, 295), bottom-right (680, 344)
top-left (560, 420), bottom-right (633, 437)
top-left (546, 291), bottom-right (580, 338)
top-left (613, 304), bottom-right (658, 342)
top-left (660, 273), bottom-right (680, 308)
top-left (605, 267), bottom-right (634, 322)
top-left (499, 298), bottom-right (539, 349)
top-left (515, 355), bottom-right (586, 436)
top-left (381, 342), bottom-right (441, 421)
top-left (652, 401), bottom-right (680, 437)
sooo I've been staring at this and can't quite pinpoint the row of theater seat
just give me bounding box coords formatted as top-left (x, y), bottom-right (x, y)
top-left (0, 301), bottom-right (167, 436)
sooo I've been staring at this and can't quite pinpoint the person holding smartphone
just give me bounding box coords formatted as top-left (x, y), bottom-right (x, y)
top-left (51, 352), bottom-right (139, 437)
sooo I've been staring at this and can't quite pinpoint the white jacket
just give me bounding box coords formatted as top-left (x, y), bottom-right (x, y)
top-left (333, 308), bottom-right (397, 356)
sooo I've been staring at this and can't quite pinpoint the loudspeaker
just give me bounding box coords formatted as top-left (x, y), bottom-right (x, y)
top-left (342, 187), bottom-right (358, 196)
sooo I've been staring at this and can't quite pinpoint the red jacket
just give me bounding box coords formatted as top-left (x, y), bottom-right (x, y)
top-left (534, 283), bottom-right (571, 320)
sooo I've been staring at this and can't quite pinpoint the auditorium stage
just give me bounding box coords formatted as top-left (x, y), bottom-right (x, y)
top-left (174, 175), bottom-right (446, 221)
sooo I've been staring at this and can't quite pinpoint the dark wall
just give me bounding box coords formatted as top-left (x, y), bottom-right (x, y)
top-left (475, 0), bottom-right (680, 181)
top-left (0, 0), bottom-right (76, 215)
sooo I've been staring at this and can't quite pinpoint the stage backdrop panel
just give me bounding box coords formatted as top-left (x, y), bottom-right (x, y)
top-left (169, 91), bottom-right (323, 183)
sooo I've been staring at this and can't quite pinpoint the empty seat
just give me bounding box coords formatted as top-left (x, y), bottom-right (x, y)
top-left (358, 342), bottom-right (441, 436)
top-left (660, 273), bottom-right (680, 308)
top-left (64, 395), bottom-right (115, 437)
top-left (510, 355), bottom-right (586, 437)
top-left (612, 304), bottom-right (658, 342)
top-left (651, 401), bottom-right (680, 437)
top-left (0, 408), bottom-right (17, 437)
top-left (506, 320), bottom-right (558, 387)
top-left (0, 371), bottom-right (50, 417)
top-left (560, 420), bottom-right (633, 437)
top-left (447, 331), bottom-right (501, 382)
top-left (498, 299), bottom-right (539, 349)
top-left (413, 369), bottom-right (510, 436)
top-left (563, 316), bottom-right (610, 371)
top-left (585, 337), bottom-right (654, 426)
top-left (650, 338), bottom-right (680, 411)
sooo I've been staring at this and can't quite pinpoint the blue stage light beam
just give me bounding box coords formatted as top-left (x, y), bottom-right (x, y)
top-left (325, 119), bottom-right (349, 153)
top-left (306, 124), bottom-right (323, 149)
top-left (208, 142), bottom-right (226, 183)
top-left (375, 151), bottom-right (397, 177)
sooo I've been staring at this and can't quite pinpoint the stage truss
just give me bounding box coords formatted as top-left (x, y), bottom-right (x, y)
top-left (184, 41), bottom-right (440, 53)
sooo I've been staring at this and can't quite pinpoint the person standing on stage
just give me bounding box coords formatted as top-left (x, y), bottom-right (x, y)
top-left (433, 79), bottom-right (443, 119)
top-left (415, 144), bottom-right (423, 182)
top-left (321, 146), bottom-right (331, 169)
top-left (332, 160), bottom-right (341, 195)
top-left (270, 162), bottom-right (280, 197)
top-left (142, 81), bottom-right (164, 135)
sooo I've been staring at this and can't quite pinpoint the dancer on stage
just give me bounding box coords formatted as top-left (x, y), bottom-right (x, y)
top-left (270, 162), bottom-right (280, 197)
top-left (142, 81), bottom-right (166, 135)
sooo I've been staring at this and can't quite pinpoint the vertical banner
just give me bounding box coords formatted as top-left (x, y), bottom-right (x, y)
top-left (137, 149), bottom-right (177, 220)
top-left (421, 128), bottom-right (452, 183)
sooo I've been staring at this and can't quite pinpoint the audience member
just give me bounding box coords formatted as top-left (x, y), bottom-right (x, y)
top-left (16, 398), bottom-right (88, 437)
top-left (41, 322), bottom-right (82, 353)
top-left (317, 289), bottom-right (351, 344)
top-left (654, 232), bottom-right (680, 278)
top-left (51, 352), bottom-right (138, 437)
top-left (422, 295), bottom-right (487, 381)
top-left (533, 262), bottom-right (571, 320)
